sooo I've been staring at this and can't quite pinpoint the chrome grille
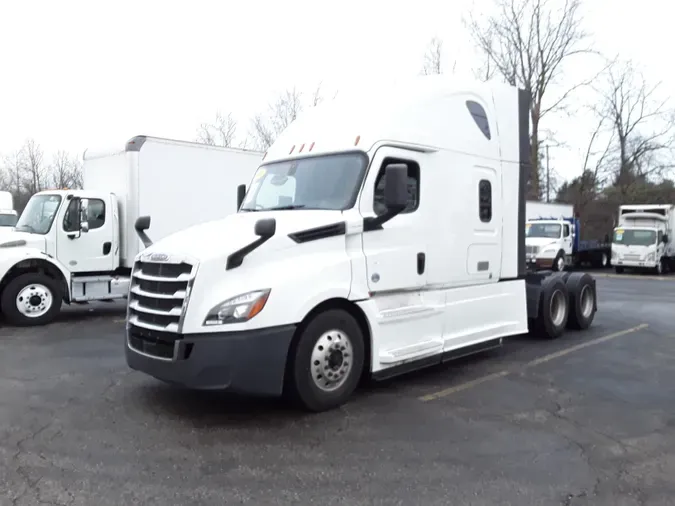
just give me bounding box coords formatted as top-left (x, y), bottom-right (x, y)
top-left (624, 254), bottom-right (640, 261)
top-left (127, 255), bottom-right (198, 334)
top-left (526, 245), bottom-right (540, 255)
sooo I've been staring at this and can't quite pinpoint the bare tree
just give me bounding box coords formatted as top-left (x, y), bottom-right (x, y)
top-left (50, 150), bottom-right (83, 189)
top-left (592, 59), bottom-right (675, 192)
top-left (23, 139), bottom-right (47, 195)
top-left (196, 111), bottom-right (238, 147)
top-left (422, 37), bottom-right (443, 75)
top-left (465, 0), bottom-right (594, 198)
top-left (249, 84), bottom-right (326, 151)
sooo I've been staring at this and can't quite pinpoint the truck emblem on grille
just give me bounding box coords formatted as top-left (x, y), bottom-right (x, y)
top-left (150, 253), bottom-right (169, 262)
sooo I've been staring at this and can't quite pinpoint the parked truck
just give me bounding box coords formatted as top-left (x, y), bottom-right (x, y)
top-left (0, 136), bottom-right (263, 326)
top-left (525, 200), bottom-right (611, 271)
top-left (123, 75), bottom-right (600, 412)
top-left (612, 204), bottom-right (675, 274)
top-left (0, 191), bottom-right (18, 228)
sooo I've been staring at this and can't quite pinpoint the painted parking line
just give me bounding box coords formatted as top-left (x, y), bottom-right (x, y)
top-left (418, 323), bottom-right (649, 402)
top-left (593, 273), bottom-right (675, 281)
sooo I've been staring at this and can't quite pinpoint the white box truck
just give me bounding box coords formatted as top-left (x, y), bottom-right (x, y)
top-left (612, 204), bottom-right (675, 274)
top-left (0, 191), bottom-right (18, 229)
top-left (525, 200), bottom-right (611, 271)
top-left (124, 76), bottom-right (600, 412)
top-left (0, 136), bottom-right (263, 326)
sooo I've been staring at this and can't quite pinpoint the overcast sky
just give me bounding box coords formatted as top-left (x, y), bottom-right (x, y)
top-left (0, 0), bottom-right (671, 185)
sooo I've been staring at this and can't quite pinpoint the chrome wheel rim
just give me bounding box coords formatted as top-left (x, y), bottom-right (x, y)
top-left (16, 284), bottom-right (53, 318)
top-left (311, 329), bottom-right (353, 392)
top-left (579, 285), bottom-right (594, 319)
top-left (549, 289), bottom-right (567, 327)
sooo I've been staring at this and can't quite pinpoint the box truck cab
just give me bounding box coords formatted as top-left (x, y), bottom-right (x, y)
top-left (525, 217), bottom-right (575, 271)
top-left (0, 191), bottom-right (18, 229)
top-left (612, 204), bottom-right (674, 274)
top-left (0, 137), bottom-right (263, 326)
top-left (124, 76), bottom-right (599, 412)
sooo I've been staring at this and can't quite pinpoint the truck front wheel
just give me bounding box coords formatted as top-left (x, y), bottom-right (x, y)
top-left (288, 309), bottom-right (365, 412)
top-left (1, 273), bottom-right (62, 326)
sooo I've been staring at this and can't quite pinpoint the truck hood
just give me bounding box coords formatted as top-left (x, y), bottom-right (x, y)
top-left (140, 210), bottom-right (345, 262)
top-left (525, 237), bottom-right (559, 248)
top-left (0, 231), bottom-right (46, 251)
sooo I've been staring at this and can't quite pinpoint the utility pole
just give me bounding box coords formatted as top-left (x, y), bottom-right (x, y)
top-left (546, 144), bottom-right (550, 203)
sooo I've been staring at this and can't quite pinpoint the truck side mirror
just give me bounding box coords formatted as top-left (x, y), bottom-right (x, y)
top-left (79, 198), bottom-right (90, 233)
top-left (384, 164), bottom-right (409, 211)
top-left (663, 234), bottom-right (669, 243)
top-left (254, 217), bottom-right (276, 238)
top-left (237, 184), bottom-right (246, 210)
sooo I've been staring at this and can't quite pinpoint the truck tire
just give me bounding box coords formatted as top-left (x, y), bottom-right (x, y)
top-left (565, 273), bottom-right (596, 330)
top-left (533, 276), bottom-right (569, 339)
top-left (553, 252), bottom-right (565, 272)
top-left (0, 273), bottom-right (63, 326)
top-left (287, 309), bottom-right (365, 412)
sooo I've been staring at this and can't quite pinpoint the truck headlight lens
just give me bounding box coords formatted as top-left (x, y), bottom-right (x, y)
top-left (647, 253), bottom-right (655, 262)
top-left (204, 289), bottom-right (271, 326)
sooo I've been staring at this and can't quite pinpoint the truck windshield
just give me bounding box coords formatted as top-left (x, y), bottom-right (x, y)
top-left (526, 223), bottom-right (561, 238)
top-left (240, 152), bottom-right (368, 211)
top-left (0, 214), bottom-right (17, 227)
top-left (14, 194), bottom-right (62, 235)
top-left (613, 229), bottom-right (656, 246)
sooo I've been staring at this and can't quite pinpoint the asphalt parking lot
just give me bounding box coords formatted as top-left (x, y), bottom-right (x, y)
top-left (2, 272), bottom-right (675, 506)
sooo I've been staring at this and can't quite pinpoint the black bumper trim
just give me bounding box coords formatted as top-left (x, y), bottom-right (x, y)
top-left (125, 323), bottom-right (297, 396)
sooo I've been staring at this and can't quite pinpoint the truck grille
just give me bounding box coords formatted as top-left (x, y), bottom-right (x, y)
top-left (526, 245), bottom-right (540, 255)
top-left (127, 257), bottom-right (198, 334)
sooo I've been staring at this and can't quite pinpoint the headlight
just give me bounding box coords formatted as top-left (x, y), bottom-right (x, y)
top-left (204, 289), bottom-right (271, 326)
top-left (647, 253), bottom-right (655, 262)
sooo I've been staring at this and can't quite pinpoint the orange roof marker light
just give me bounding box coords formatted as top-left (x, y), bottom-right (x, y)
top-left (262, 151), bottom-right (267, 160)
top-left (289, 145), bottom-right (296, 155)
top-left (354, 135), bottom-right (361, 146)
top-left (309, 142), bottom-right (315, 152)
top-left (299, 143), bottom-right (305, 153)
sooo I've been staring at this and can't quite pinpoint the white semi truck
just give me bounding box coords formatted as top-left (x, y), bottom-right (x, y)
top-left (0, 191), bottom-right (18, 229)
top-left (612, 204), bottom-right (675, 274)
top-left (525, 200), bottom-right (611, 271)
top-left (0, 136), bottom-right (263, 326)
top-left (124, 76), bottom-right (600, 412)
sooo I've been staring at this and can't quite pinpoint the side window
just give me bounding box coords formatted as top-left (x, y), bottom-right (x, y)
top-left (373, 159), bottom-right (420, 216)
top-left (563, 224), bottom-right (570, 237)
top-left (86, 199), bottom-right (106, 230)
top-left (63, 200), bottom-right (79, 232)
top-left (658, 230), bottom-right (663, 242)
top-left (478, 179), bottom-right (492, 222)
top-left (466, 100), bottom-right (491, 140)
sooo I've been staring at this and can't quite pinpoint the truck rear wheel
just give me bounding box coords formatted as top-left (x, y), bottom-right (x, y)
top-left (533, 277), bottom-right (569, 339)
top-left (565, 273), bottom-right (596, 330)
top-left (0, 273), bottom-right (62, 326)
top-left (287, 309), bottom-right (365, 412)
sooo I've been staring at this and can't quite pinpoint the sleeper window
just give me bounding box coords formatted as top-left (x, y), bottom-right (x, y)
top-left (479, 179), bottom-right (492, 222)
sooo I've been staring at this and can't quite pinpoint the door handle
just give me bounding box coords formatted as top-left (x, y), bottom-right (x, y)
top-left (417, 252), bottom-right (425, 275)
top-left (103, 242), bottom-right (112, 255)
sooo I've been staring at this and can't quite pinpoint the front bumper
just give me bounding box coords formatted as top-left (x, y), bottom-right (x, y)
top-left (526, 255), bottom-right (554, 270)
top-left (614, 260), bottom-right (656, 269)
top-left (125, 323), bottom-right (297, 396)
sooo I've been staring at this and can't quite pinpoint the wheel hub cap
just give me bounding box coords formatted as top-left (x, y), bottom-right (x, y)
top-left (311, 330), bottom-right (353, 392)
top-left (16, 284), bottom-right (53, 318)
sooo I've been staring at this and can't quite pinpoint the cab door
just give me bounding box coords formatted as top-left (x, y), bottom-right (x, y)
top-left (56, 194), bottom-right (116, 273)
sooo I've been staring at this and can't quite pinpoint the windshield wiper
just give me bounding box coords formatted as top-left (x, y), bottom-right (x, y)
top-left (266, 204), bottom-right (307, 211)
